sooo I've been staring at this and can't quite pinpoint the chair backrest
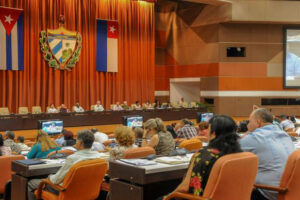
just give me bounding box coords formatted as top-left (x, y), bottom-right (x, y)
top-left (190, 102), bottom-right (197, 108)
top-left (122, 147), bottom-right (156, 159)
top-left (32, 106), bottom-right (42, 114)
top-left (131, 104), bottom-right (136, 110)
top-left (60, 159), bottom-right (107, 200)
top-left (0, 107), bottom-right (10, 115)
top-left (90, 105), bottom-right (95, 111)
top-left (18, 107), bottom-right (29, 114)
top-left (203, 152), bottom-right (258, 200)
top-left (278, 150), bottom-right (300, 200)
top-left (171, 102), bottom-right (179, 108)
top-left (110, 104), bottom-right (115, 110)
top-left (46, 149), bottom-right (75, 158)
top-left (178, 138), bottom-right (202, 151)
top-left (0, 155), bottom-right (25, 194)
top-left (182, 102), bottom-right (188, 108)
top-left (193, 136), bottom-right (209, 142)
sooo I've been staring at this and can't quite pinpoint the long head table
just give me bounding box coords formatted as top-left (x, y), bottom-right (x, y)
top-left (0, 108), bottom-right (206, 131)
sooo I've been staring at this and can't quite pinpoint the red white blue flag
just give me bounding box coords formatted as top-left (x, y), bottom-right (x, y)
top-left (0, 7), bottom-right (24, 70)
top-left (96, 19), bottom-right (118, 72)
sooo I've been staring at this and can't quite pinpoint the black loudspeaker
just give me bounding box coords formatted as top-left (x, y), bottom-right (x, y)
top-left (227, 47), bottom-right (246, 57)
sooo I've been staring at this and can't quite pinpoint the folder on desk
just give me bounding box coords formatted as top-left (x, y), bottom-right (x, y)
top-left (119, 159), bottom-right (156, 166)
top-left (16, 159), bottom-right (46, 165)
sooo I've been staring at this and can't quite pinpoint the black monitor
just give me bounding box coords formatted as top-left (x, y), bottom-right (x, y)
top-left (122, 115), bottom-right (143, 128)
top-left (196, 112), bottom-right (214, 123)
top-left (38, 120), bottom-right (63, 135)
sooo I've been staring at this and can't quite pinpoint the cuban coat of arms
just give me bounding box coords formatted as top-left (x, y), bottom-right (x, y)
top-left (40, 16), bottom-right (82, 70)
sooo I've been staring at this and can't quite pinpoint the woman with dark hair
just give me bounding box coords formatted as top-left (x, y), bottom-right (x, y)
top-left (0, 134), bottom-right (11, 156)
top-left (169, 115), bottom-right (242, 196)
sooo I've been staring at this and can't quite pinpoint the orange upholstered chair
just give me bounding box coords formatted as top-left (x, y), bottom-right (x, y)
top-left (122, 147), bottom-right (156, 159)
top-left (35, 159), bottom-right (107, 200)
top-left (179, 138), bottom-right (202, 151)
top-left (164, 152), bottom-right (258, 200)
top-left (254, 150), bottom-right (300, 200)
top-left (193, 136), bottom-right (209, 142)
top-left (46, 149), bottom-right (75, 158)
top-left (0, 155), bottom-right (25, 194)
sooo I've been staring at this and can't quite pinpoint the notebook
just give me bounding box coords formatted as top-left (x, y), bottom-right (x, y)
top-left (16, 159), bottom-right (46, 165)
top-left (155, 156), bottom-right (190, 165)
top-left (119, 159), bottom-right (156, 166)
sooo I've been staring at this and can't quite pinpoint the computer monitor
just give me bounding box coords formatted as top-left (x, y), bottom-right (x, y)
top-left (38, 120), bottom-right (64, 135)
top-left (122, 115), bottom-right (143, 128)
top-left (197, 112), bottom-right (214, 123)
top-left (201, 113), bottom-right (214, 122)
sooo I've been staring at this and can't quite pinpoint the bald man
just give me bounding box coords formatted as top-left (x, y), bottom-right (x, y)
top-left (240, 108), bottom-right (295, 200)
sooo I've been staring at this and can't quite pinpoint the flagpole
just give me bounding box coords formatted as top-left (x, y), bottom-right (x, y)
top-left (0, 6), bottom-right (24, 11)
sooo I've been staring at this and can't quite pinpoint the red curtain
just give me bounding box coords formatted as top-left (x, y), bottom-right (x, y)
top-left (0, 0), bottom-right (155, 113)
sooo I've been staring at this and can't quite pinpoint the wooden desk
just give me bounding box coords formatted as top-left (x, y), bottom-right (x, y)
top-left (109, 160), bottom-right (189, 200)
top-left (0, 108), bottom-right (205, 131)
top-left (11, 160), bottom-right (63, 200)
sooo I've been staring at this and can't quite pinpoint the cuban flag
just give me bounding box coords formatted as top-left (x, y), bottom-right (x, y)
top-left (96, 19), bottom-right (118, 72)
top-left (0, 7), bottom-right (24, 71)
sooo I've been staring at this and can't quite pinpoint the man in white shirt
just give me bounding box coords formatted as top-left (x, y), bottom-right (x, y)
top-left (113, 102), bottom-right (123, 111)
top-left (93, 100), bottom-right (104, 112)
top-left (27, 130), bottom-right (102, 200)
top-left (47, 104), bottom-right (58, 113)
top-left (73, 102), bottom-right (84, 113)
top-left (279, 115), bottom-right (295, 132)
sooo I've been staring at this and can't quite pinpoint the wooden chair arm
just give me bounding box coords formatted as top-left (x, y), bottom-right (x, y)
top-left (164, 192), bottom-right (211, 200)
top-left (36, 179), bottom-right (66, 199)
top-left (254, 184), bottom-right (287, 193)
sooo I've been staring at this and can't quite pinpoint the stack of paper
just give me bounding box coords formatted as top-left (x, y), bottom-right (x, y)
top-left (155, 156), bottom-right (190, 165)
top-left (119, 159), bottom-right (157, 166)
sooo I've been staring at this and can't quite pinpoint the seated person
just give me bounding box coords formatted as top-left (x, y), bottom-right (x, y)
top-left (237, 120), bottom-right (249, 134)
top-left (4, 130), bottom-right (21, 154)
top-left (121, 101), bottom-right (129, 110)
top-left (91, 128), bottom-right (108, 143)
top-left (113, 102), bottom-right (123, 111)
top-left (27, 129), bottom-right (102, 200)
top-left (143, 100), bottom-right (153, 109)
top-left (166, 125), bottom-right (177, 139)
top-left (279, 114), bottom-right (295, 132)
top-left (164, 115), bottom-right (241, 198)
top-left (93, 100), bottom-right (104, 112)
top-left (59, 104), bottom-right (69, 113)
top-left (240, 108), bottom-right (295, 200)
top-left (178, 97), bottom-right (185, 107)
top-left (132, 127), bottom-right (144, 147)
top-left (154, 100), bottom-right (162, 109)
top-left (109, 126), bottom-right (137, 160)
top-left (62, 131), bottom-right (76, 147)
top-left (198, 121), bottom-right (209, 137)
top-left (55, 129), bottom-right (68, 146)
top-left (27, 130), bottom-right (61, 159)
top-left (17, 136), bottom-right (30, 151)
top-left (73, 102), bottom-right (84, 113)
top-left (142, 118), bottom-right (175, 155)
top-left (175, 119), bottom-right (198, 139)
top-left (47, 103), bottom-right (58, 113)
top-left (134, 101), bottom-right (142, 110)
top-left (0, 134), bottom-right (11, 156)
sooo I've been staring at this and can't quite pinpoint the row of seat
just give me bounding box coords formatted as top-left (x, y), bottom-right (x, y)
top-left (0, 102), bottom-right (199, 115)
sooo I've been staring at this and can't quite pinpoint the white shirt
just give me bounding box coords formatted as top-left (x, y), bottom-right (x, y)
top-left (91, 142), bottom-right (105, 151)
top-left (94, 132), bottom-right (109, 143)
top-left (113, 105), bottom-right (123, 111)
top-left (74, 106), bottom-right (84, 113)
top-left (49, 149), bottom-right (103, 185)
top-left (94, 104), bottom-right (104, 112)
top-left (48, 108), bottom-right (58, 113)
top-left (280, 119), bottom-right (295, 131)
